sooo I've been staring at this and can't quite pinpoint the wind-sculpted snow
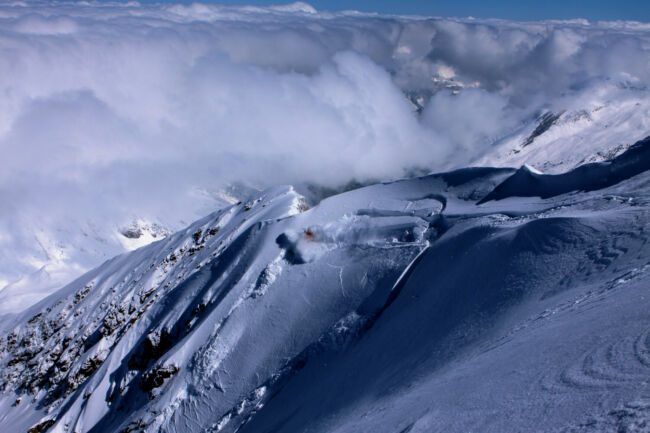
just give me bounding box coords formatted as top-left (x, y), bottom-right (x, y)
top-left (479, 135), bottom-right (650, 202)
top-left (0, 139), bottom-right (649, 432)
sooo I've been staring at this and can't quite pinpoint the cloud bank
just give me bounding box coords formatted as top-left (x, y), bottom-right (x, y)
top-left (0, 1), bottom-right (649, 312)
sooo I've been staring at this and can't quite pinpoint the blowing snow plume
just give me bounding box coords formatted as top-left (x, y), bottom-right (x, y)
top-left (0, 1), bottom-right (649, 313)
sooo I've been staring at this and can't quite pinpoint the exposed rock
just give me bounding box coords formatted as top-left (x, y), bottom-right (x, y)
top-left (140, 364), bottom-right (179, 392)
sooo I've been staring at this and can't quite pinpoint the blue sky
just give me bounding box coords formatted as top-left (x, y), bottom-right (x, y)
top-left (142, 0), bottom-right (650, 22)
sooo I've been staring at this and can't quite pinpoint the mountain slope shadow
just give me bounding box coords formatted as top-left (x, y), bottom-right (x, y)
top-left (479, 135), bottom-right (650, 203)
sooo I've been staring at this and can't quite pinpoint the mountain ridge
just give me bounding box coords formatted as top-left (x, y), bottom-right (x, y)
top-left (0, 139), bottom-right (649, 433)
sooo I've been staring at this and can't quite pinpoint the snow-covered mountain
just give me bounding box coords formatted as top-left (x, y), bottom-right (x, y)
top-left (3, 0), bottom-right (650, 317)
top-left (1, 136), bottom-right (648, 433)
top-left (473, 94), bottom-right (650, 173)
top-left (0, 184), bottom-right (258, 319)
top-left (4, 92), bottom-right (648, 319)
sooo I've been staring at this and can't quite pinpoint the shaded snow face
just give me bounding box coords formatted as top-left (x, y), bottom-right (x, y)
top-left (1, 1), bottom-right (650, 313)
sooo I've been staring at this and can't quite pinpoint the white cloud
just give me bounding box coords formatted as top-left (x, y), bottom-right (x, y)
top-left (0, 1), bottom-right (649, 313)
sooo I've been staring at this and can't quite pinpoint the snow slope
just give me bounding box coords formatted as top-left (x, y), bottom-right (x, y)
top-left (0, 138), bottom-right (649, 433)
top-left (5, 95), bottom-right (646, 318)
top-left (473, 94), bottom-right (650, 173)
top-left (3, 1), bottom-right (650, 315)
top-left (0, 185), bottom-right (253, 318)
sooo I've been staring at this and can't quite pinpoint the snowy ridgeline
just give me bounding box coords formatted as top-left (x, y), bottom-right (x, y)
top-left (0, 138), bottom-right (649, 433)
